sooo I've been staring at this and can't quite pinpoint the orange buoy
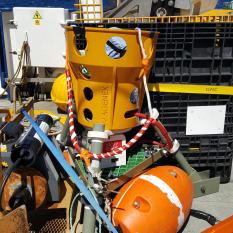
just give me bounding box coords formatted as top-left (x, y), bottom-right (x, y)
top-left (112, 166), bottom-right (193, 233)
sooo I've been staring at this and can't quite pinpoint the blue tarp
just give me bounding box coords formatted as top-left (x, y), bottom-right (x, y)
top-left (0, 0), bottom-right (117, 11)
top-left (216, 0), bottom-right (231, 8)
top-left (0, 0), bottom-right (228, 12)
top-left (0, 0), bottom-right (76, 10)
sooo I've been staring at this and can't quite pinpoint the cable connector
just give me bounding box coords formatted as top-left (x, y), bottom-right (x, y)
top-left (169, 139), bottom-right (180, 154)
top-left (151, 108), bottom-right (159, 120)
top-left (190, 209), bottom-right (219, 226)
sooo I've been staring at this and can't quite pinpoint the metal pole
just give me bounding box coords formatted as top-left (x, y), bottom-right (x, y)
top-left (174, 150), bottom-right (220, 198)
top-left (60, 117), bottom-right (69, 144)
top-left (82, 123), bottom-right (105, 233)
top-left (90, 124), bottom-right (105, 175)
top-left (175, 150), bottom-right (195, 175)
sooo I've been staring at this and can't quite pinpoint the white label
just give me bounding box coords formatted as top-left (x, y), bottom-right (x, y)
top-left (13, 7), bottom-right (68, 67)
top-left (100, 134), bottom-right (126, 168)
top-left (186, 105), bottom-right (226, 135)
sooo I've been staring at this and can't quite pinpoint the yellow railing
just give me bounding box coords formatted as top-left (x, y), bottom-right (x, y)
top-left (73, 14), bottom-right (233, 23)
top-left (74, 1), bottom-right (103, 22)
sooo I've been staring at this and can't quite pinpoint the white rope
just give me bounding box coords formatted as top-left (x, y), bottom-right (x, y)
top-left (136, 27), bottom-right (147, 59)
top-left (143, 74), bottom-right (153, 117)
top-left (136, 27), bottom-right (153, 117)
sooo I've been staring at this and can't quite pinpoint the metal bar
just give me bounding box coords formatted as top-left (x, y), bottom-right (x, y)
top-left (175, 151), bottom-right (220, 198)
top-left (75, 4), bottom-right (101, 7)
top-left (75, 11), bottom-right (102, 14)
top-left (60, 117), bottom-right (69, 144)
top-left (26, 77), bottom-right (55, 83)
top-left (83, 123), bottom-right (105, 233)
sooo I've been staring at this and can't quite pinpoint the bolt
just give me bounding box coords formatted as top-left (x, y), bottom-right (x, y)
top-left (169, 171), bottom-right (177, 177)
top-left (168, 0), bottom-right (174, 6)
top-left (201, 186), bottom-right (206, 194)
top-left (133, 200), bottom-right (140, 209)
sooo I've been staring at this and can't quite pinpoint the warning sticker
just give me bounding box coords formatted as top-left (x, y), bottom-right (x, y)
top-left (34, 19), bottom-right (40, 25)
top-left (33, 10), bottom-right (42, 19)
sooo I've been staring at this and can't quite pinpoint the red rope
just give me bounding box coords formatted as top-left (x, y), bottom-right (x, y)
top-left (135, 112), bottom-right (173, 150)
top-left (65, 69), bottom-right (154, 159)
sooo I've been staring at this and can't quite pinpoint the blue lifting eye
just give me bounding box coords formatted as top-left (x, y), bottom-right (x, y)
top-left (105, 36), bottom-right (127, 59)
top-left (130, 88), bottom-right (139, 104)
top-left (80, 65), bottom-right (90, 79)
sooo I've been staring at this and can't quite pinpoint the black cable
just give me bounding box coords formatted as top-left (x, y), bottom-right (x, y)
top-left (190, 209), bottom-right (220, 226)
top-left (0, 158), bottom-right (22, 210)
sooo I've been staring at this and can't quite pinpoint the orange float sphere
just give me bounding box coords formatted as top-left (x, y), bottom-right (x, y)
top-left (112, 166), bottom-right (193, 233)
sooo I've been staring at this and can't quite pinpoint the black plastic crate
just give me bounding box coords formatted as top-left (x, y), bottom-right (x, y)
top-left (149, 22), bottom-right (233, 85)
top-left (175, 135), bottom-right (233, 151)
top-left (79, 21), bottom-right (233, 85)
top-left (151, 92), bottom-right (233, 137)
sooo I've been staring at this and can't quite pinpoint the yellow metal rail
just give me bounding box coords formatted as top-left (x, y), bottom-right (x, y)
top-left (75, 1), bottom-right (103, 21)
top-left (148, 83), bottom-right (233, 96)
top-left (73, 14), bottom-right (233, 23)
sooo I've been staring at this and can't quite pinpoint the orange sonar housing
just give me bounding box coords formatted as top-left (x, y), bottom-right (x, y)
top-left (112, 166), bottom-right (193, 233)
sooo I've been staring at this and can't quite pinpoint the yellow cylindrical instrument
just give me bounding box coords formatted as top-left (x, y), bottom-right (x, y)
top-left (65, 26), bottom-right (158, 130)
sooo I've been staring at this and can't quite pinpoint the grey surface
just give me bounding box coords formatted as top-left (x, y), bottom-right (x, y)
top-left (183, 182), bottom-right (233, 233)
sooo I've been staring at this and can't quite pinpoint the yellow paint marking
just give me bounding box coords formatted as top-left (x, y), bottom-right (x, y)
top-left (148, 83), bottom-right (233, 95)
